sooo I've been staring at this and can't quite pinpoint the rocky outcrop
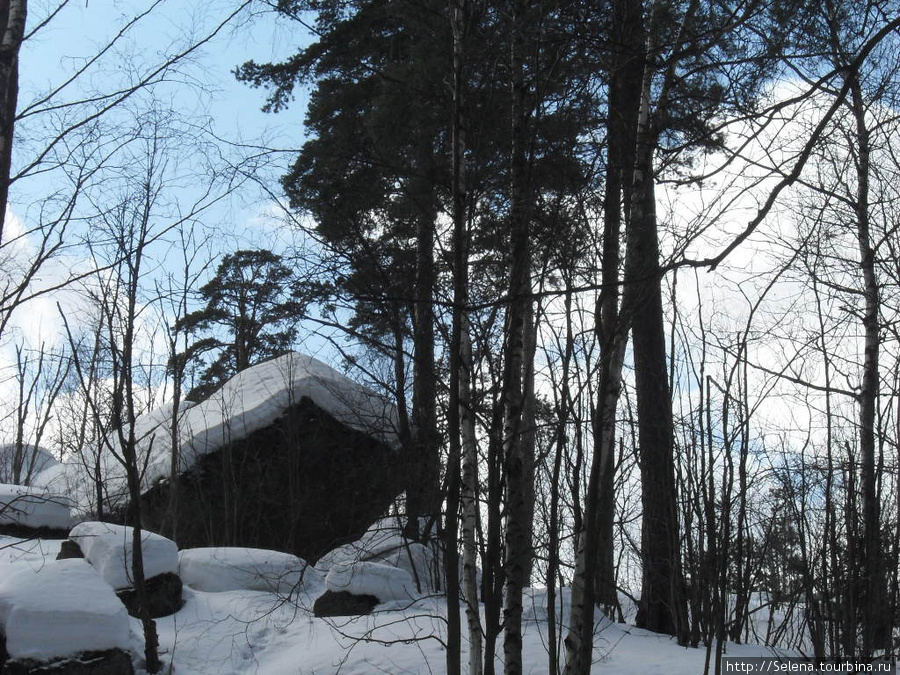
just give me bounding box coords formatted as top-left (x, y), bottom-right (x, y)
top-left (138, 397), bottom-right (400, 563)
top-left (313, 559), bottom-right (419, 618)
top-left (178, 547), bottom-right (323, 597)
top-left (33, 354), bottom-right (401, 566)
top-left (64, 523), bottom-right (183, 619)
top-left (0, 560), bottom-right (133, 675)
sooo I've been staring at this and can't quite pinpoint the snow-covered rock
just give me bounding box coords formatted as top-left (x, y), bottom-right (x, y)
top-left (0, 483), bottom-right (70, 531)
top-left (325, 561), bottom-right (416, 604)
top-left (69, 521), bottom-right (178, 590)
top-left (0, 558), bottom-right (131, 661)
top-left (178, 547), bottom-right (323, 596)
top-left (317, 516), bottom-right (440, 592)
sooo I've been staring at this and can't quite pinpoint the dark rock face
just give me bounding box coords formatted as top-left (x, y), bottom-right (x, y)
top-left (1, 648), bottom-right (134, 675)
top-left (116, 572), bottom-right (183, 619)
top-left (0, 523), bottom-right (68, 540)
top-left (137, 397), bottom-right (400, 564)
top-left (56, 539), bottom-right (85, 560)
top-left (313, 590), bottom-right (380, 617)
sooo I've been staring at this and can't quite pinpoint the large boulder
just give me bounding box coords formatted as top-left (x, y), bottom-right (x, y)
top-left (37, 354), bottom-right (402, 564)
top-left (34, 353), bottom-right (399, 522)
top-left (316, 516), bottom-right (441, 593)
top-left (0, 559), bottom-right (133, 674)
top-left (139, 395), bottom-right (400, 563)
top-left (324, 561), bottom-right (417, 604)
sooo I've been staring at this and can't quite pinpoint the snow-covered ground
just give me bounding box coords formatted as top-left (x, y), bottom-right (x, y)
top-left (0, 532), bottom-right (854, 675)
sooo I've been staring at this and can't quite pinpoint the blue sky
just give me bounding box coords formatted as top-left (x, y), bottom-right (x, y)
top-left (17, 0), bottom-right (313, 242)
top-left (22, 0), bottom-right (310, 141)
top-left (0, 0), bottom-right (332, 420)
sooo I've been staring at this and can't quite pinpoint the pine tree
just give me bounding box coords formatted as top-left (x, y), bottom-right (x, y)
top-left (237, 0), bottom-right (450, 534)
top-left (177, 249), bottom-right (307, 400)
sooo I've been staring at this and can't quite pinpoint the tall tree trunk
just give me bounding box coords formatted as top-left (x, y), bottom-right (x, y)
top-left (593, 0), bottom-right (643, 617)
top-left (822, 0), bottom-right (887, 649)
top-left (444, 0), bottom-right (469, 669)
top-left (406, 148), bottom-right (441, 540)
top-left (848, 67), bottom-right (885, 658)
top-left (728, 366), bottom-right (750, 643)
top-left (548, 273), bottom-right (574, 675)
top-left (520, 296), bottom-right (537, 587)
top-left (483, 397), bottom-right (504, 675)
top-left (563, 1), bottom-right (642, 671)
top-left (564, 301), bottom-right (632, 675)
top-left (629, 48), bottom-right (689, 644)
top-left (461, 317), bottom-right (483, 675)
top-left (0, 0), bottom-right (26, 244)
top-left (501, 0), bottom-right (533, 670)
top-left (449, 1), bottom-right (482, 671)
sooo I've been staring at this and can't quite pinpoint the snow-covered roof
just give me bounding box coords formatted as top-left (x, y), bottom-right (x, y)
top-left (34, 353), bottom-right (399, 516)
